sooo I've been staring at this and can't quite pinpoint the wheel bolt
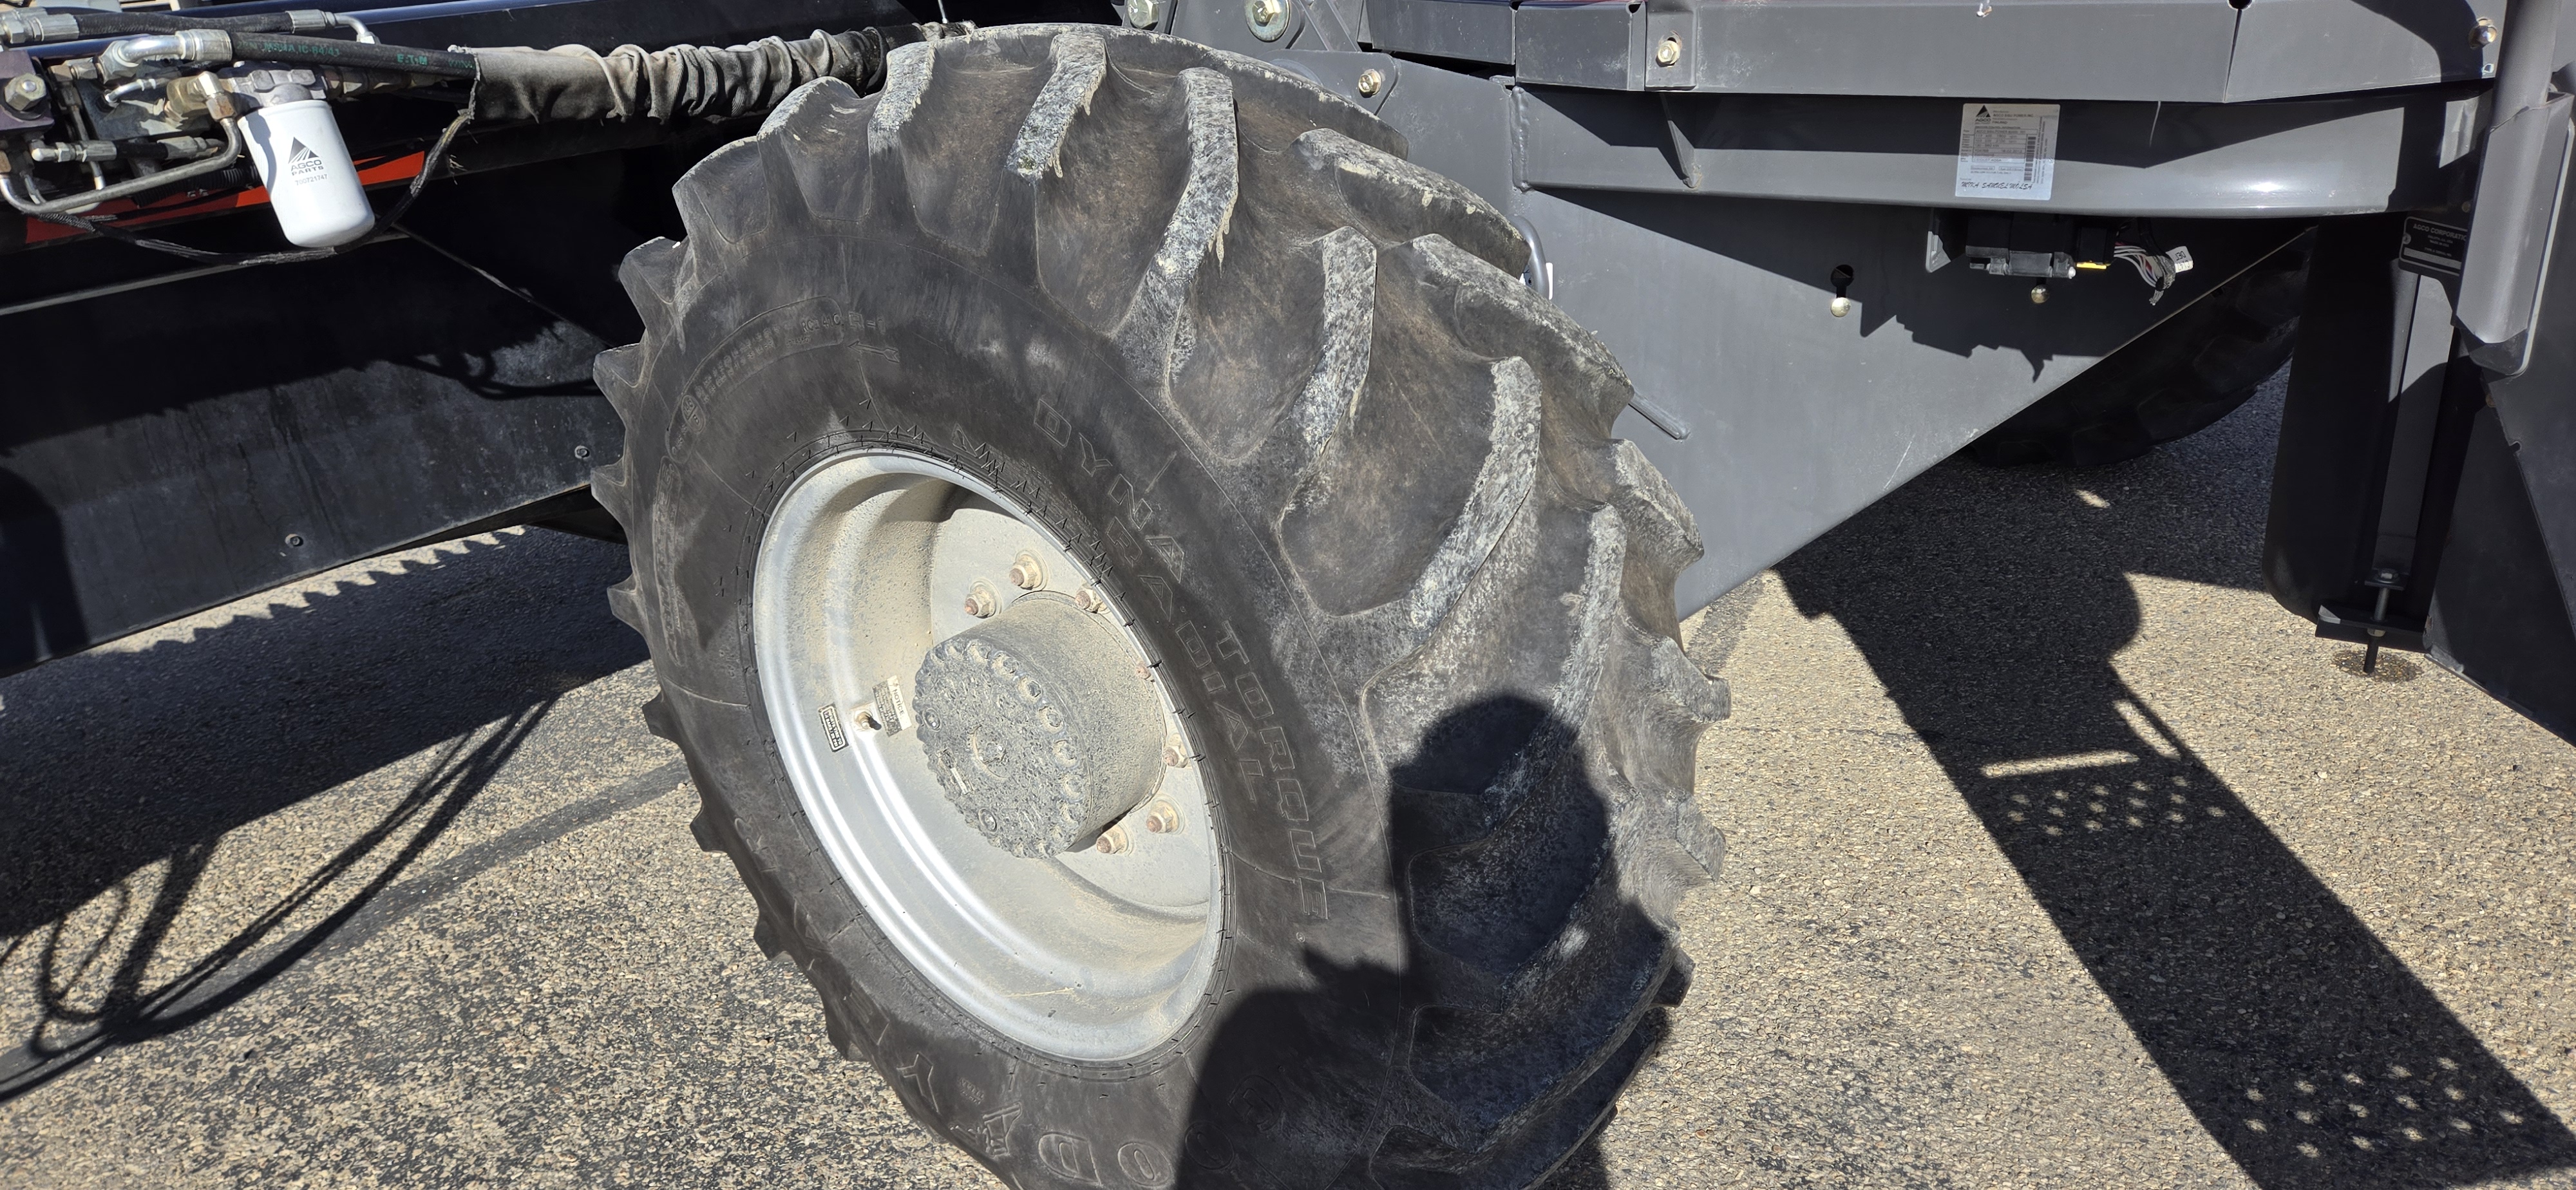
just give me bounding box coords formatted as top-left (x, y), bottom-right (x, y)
top-left (1009, 552), bottom-right (1044, 590)
top-left (963, 582), bottom-right (998, 618)
top-left (1144, 799), bottom-right (1181, 834)
top-left (1162, 737), bottom-right (1190, 768)
top-left (1094, 824), bottom-right (1132, 855)
top-left (1075, 586), bottom-right (1108, 614)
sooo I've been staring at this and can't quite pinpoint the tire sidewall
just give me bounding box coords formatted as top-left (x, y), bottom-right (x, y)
top-left (636, 222), bottom-right (1403, 1188)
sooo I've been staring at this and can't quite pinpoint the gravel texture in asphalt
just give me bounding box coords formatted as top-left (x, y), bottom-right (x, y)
top-left (3, 378), bottom-right (2570, 1189)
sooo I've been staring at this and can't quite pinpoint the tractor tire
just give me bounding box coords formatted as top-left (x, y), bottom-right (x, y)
top-left (1970, 235), bottom-right (2311, 468)
top-left (589, 25), bottom-right (1726, 1190)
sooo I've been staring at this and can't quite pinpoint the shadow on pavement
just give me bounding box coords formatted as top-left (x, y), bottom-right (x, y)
top-left (0, 531), bottom-right (646, 1100)
top-left (1768, 398), bottom-right (2576, 1187)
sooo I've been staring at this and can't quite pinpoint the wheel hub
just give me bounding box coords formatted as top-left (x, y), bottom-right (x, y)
top-left (913, 594), bottom-right (1167, 856)
top-left (752, 449), bottom-right (1221, 1061)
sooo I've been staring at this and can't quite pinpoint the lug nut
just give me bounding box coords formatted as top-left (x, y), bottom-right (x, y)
top-left (1094, 824), bottom-right (1132, 855)
top-left (1074, 586), bottom-right (1108, 614)
top-left (1162, 737), bottom-right (1191, 768)
top-left (1655, 35), bottom-right (1682, 67)
top-left (963, 582), bottom-right (998, 618)
top-left (1008, 551), bottom-right (1044, 590)
top-left (1356, 68), bottom-right (1383, 97)
top-left (1144, 800), bottom-right (1182, 834)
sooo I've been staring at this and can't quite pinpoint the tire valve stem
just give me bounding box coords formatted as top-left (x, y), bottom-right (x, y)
top-left (1144, 799), bottom-right (1181, 834)
top-left (964, 581), bottom-right (999, 618)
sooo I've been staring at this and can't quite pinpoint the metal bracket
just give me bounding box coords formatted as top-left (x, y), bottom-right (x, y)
top-left (2458, 93), bottom-right (2575, 373)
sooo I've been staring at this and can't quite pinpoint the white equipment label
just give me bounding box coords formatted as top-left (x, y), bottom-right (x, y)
top-left (1955, 103), bottom-right (2059, 201)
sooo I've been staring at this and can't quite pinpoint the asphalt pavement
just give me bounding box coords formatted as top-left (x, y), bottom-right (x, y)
top-left (3, 375), bottom-right (2571, 1189)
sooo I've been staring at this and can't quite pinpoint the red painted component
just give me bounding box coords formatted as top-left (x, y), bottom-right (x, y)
top-left (16, 149), bottom-right (428, 246)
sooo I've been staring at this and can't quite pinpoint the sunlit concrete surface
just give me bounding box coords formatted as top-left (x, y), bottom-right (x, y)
top-left (2, 377), bottom-right (2569, 1189)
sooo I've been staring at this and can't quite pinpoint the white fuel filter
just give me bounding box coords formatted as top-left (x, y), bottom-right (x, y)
top-left (242, 97), bottom-right (373, 248)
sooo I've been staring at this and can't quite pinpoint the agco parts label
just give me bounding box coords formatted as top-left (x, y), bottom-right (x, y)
top-left (2398, 216), bottom-right (2470, 280)
top-left (1956, 103), bottom-right (2060, 202)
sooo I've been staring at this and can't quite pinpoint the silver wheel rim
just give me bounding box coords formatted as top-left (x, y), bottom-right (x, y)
top-left (752, 449), bottom-right (1220, 1061)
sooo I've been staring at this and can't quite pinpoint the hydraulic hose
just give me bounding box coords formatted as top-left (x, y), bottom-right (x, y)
top-left (468, 24), bottom-right (960, 124)
top-left (0, 117), bottom-right (243, 216)
top-left (0, 8), bottom-right (346, 47)
top-left (227, 33), bottom-right (479, 78)
top-left (93, 28), bottom-right (476, 80)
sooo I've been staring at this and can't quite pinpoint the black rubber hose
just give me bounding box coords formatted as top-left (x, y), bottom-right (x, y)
top-left (68, 10), bottom-right (308, 36)
top-left (226, 32), bottom-right (479, 78)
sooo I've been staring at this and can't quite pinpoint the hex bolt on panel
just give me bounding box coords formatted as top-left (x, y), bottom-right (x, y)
top-left (1245, 0), bottom-right (1289, 41)
top-left (5, 71), bottom-right (44, 111)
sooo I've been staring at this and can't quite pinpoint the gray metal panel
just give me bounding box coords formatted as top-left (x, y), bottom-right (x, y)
top-left (1370, 61), bottom-right (1521, 212)
top-left (1517, 85), bottom-right (2483, 216)
top-left (1365, 0), bottom-right (1513, 63)
top-left (1678, 0), bottom-right (2239, 102)
top-left (1515, 1), bottom-right (1641, 91)
top-left (2459, 95), bottom-right (2575, 367)
top-left (1517, 188), bottom-right (2292, 610)
top-left (2226, 0), bottom-right (2503, 102)
top-left (1262, 48), bottom-right (1401, 113)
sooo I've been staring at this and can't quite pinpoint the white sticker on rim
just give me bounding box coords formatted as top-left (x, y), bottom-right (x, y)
top-left (1955, 102), bottom-right (2059, 201)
